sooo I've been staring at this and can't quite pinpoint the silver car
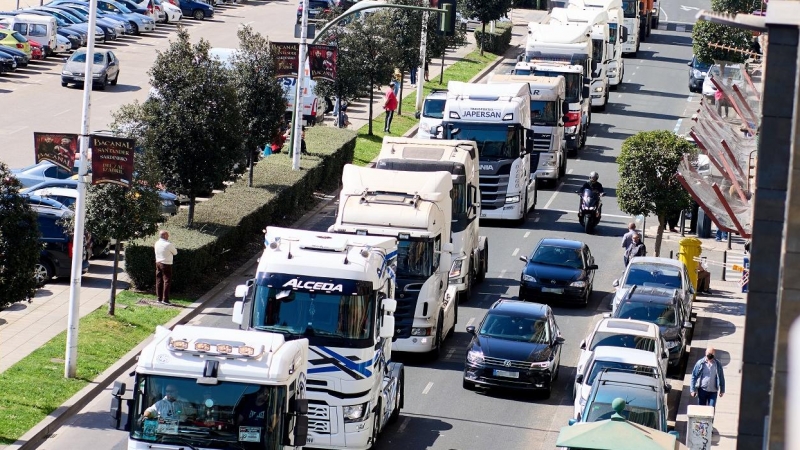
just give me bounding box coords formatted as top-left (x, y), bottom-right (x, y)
top-left (61, 48), bottom-right (120, 90)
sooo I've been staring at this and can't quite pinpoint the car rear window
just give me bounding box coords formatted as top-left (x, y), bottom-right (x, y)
top-left (12, 30), bottom-right (27, 42)
top-left (588, 332), bottom-right (656, 352)
top-left (617, 301), bottom-right (677, 326)
top-left (587, 361), bottom-right (656, 385)
top-left (624, 264), bottom-right (682, 289)
top-left (586, 402), bottom-right (660, 429)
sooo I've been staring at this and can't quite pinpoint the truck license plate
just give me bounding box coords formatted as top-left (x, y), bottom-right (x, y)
top-left (494, 369), bottom-right (519, 378)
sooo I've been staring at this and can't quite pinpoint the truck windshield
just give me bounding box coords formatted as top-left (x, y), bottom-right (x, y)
top-left (251, 275), bottom-right (375, 346)
top-left (447, 123), bottom-right (519, 160)
top-left (130, 375), bottom-right (287, 450)
top-left (397, 238), bottom-right (436, 278)
top-left (534, 72), bottom-right (581, 103)
top-left (622, 0), bottom-right (637, 18)
top-left (609, 23), bottom-right (618, 45)
top-left (530, 100), bottom-right (557, 125)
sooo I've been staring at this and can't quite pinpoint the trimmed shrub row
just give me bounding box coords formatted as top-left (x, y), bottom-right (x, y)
top-left (125, 127), bottom-right (357, 291)
top-left (474, 22), bottom-right (514, 55)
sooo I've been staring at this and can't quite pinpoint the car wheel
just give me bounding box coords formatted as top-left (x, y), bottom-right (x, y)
top-left (97, 75), bottom-right (107, 90)
top-left (542, 383), bottom-right (552, 400)
top-left (193, 9), bottom-right (205, 20)
top-left (131, 22), bottom-right (139, 35)
top-left (462, 379), bottom-right (476, 391)
top-left (61, 81), bottom-right (67, 87)
top-left (111, 72), bottom-right (119, 85)
top-left (34, 260), bottom-right (54, 286)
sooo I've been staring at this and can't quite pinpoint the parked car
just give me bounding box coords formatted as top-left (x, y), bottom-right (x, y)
top-left (612, 286), bottom-right (693, 374)
top-left (53, 33), bottom-right (72, 53)
top-left (176, 0), bottom-right (213, 20)
top-left (463, 299), bottom-right (565, 398)
top-left (296, 0), bottom-right (334, 22)
top-left (52, 0), bottom-right (156, 34)
top-left (0, 27), bottom-right (31, 58)
top-left (12, 161), bottom-right (74, 188)
top-left (0, 13), bottom-right (57, 56)
top-left (50, 4), bottom-right (121, 41)
top-left (519, 238), bottom-right (598, 306)
top-left (61, 48), bottom-right (120, 89)
top-left (0, 45), bottom-right (29, 67)
top-left (61, 4), bottom-right (130, 36)
top-left (27, 37), bottom-right (44, 59)
top-left (612, 257), bottom-right (695, 317)
top-left (26, 179), bottom-right (179, 216)
top-left (0, 9), bottom-right (86, 47)
top-left (26, 7), bottom-right (106, 43)
top-left (155, 0), bottom-right (181, 23)
top-left (573, 346), bottom-right (670, 420)
top-left (415, 89), bottom-right (447, 139)
top-left (0, 49), bottom-right (15, 72)
top-left (702, 63), bottom-right (744, 101)
top-left (30, 200), bottom-right (90, 285)
top-left (571, 371), bottom-right (671, 432)
top-left (577, 317), bottom-right (668, 381)
top-left (687, 56), bottom-right (710, 93)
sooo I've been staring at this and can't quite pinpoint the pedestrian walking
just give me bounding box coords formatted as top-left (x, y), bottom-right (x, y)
top-left (690, 347), bottom-right (726, 407)
top-left (715, 228), bottom-right (728, 242)
top-left (383, 83), bottom-right (398, 134)
top-left (624, 233), bottom-right (646, 265)
top-left (424, 61), bottom-right (429, 82)
top-left (392, 67), bottom-right (402, 96)
top-left (301, 126), bottom-right (308, 155)
top-left (410, 65), bottom-right (418, 87)
top-left (715, 90), bottom-right (729, 117)
top-left (154, 230), bottom-right (177, 304)
top-left (621, 223), bottom-right (637, 266)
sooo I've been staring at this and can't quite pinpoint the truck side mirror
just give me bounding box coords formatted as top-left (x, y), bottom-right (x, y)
top-left (414, 111), bottom-right (421, 119)
top-left (582, 86), bottom-right (590, 99)
top-left (291, 398), bottom-right (309, 415)
top-left (382, 298), bottom-right (397, 314)
top-left (232, 301), bottom-right (244, 325)
top-left (234, 284), bottom-right (249, 298)
top-left (294, 415), bottom-right (309, 446)
top-left (442, 243), bottom-right (454, 253)
top-left (110, 381), bottom-right (128, 431)
top-left (380, 315), bottom-right (395, 338)
top-left (639, 1), bottom-right (644, 12)
top-left (621, 27), bottom-right (628, 42)
top-left (525, 135), bottom-right (534, 153)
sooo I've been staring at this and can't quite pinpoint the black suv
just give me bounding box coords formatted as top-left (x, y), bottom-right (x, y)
top-left (31, 200), bottom-right (90, 285)
top-left (612, 286), bottom-right (692, 374)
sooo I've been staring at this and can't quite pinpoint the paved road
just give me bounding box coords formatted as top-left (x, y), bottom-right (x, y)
top-left (0, 0), bottom-right (302, 169)
top-left (659, 0), bottom-right (711, 26)
top-left (36, 23), bottom-right (697, 450)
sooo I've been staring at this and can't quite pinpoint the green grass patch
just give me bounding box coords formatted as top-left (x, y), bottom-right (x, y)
top-left (0, 291), bottom-right (192, 444)
top-left (352, 49), bottom-right (500, 166)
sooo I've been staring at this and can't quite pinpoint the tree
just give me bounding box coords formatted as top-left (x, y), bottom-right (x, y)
top-left (85, 183), bottom-right (162, 315)
top-left (616, 131), bottom-right (697, 257)
top-left (143, 27), bottom-right (245, 227)
top-left (231, 25), bottom-right (287, 187)
top-left (462, 0), bottom-right (512, 55)
top-left (0, 162), bottom-right (41, 308)
top-left (710, 0), bottom-right (760, 14)
top-left (692, 20), bottom-right (751, 65)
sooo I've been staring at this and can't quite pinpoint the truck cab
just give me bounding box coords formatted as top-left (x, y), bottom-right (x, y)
top-left (112, 325), bottom-right (310, 450)
top-left (621, 0), bottom-right (640, 55)
top-left (375, 137), bottom-right (489, 304)
top-left (574, 0), bottom-right (628, 88)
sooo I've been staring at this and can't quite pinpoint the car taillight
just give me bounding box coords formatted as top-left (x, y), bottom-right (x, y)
top-left (148, 5), bottom-right (153, 12)
top-left (565, 111), bottom-right (580, 125)
top-left (16, 43), bottom-right (24, 49)
top-left (68, 241), bottom-right (74, 258)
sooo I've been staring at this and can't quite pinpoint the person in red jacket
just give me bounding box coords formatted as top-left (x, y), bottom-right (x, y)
top-left (384, 82), bottom-right (398, 134)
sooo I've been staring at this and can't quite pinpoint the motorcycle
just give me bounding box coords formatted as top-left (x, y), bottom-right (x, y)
top-left (578, 188), bottom-right (603, 233)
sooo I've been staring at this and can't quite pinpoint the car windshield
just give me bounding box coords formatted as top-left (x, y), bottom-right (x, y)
top-left (529, 244), bottom-right (583, 269)
top-left (694, 59), bottom-right (711, 71)
top-left (617, 301), bottom-right (677, 326)
top-left (512, 67), bottom-right (532, 75)
top-left (530, 100), bottom-right (557, 125)
top-left (709, 64), bottom-right (743, 81)
top-left (480, 314), bottom-right (550, 343)
top-left (588, 331), bottom-right (656, 352)
top-left (110, 1), bottom-right (133, 13)
top-left (129, 375), bottom-right (287, 450)
top-left (447, 123), bottom-right (519, 160)
top-left (586, 402), bottom-right (660, 429)
top-left (586, 361), bottom-right (657, 385)
top-left (624, 264), bottom-right (682, 289)
top-left (422, 98), bottom-right (446, 119)
top-left (71, 52), bottom-right (105, 64)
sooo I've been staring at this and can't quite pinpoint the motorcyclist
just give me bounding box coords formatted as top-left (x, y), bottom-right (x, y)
top-left (578, 172), bottom-right (605, 196)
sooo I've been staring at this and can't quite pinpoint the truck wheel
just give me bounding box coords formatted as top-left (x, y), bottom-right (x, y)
top-left (558, 157), bottom-right (566, 179)
top-left (517, 193), bottom-right (528, 226)
top-left (370, 401), bottom-right (382, 445)
top-left (388, 376), bottom-right (402, 424)
top-left (475, 243), bottom-right (488, 283)
top-left (458, 267), bottom-right (472, 304)
top-left (430, 314), bottom-right (444, 361)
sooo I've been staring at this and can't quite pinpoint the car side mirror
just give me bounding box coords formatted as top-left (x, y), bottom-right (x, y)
top-left (576, 374), bottom-right (584, 384)
top-left (579, 339), bottom-right (586, 350)
top-left (683, 321), bottom-right (693, 329)
top-left (687, 61), bottom-right (693, 66)
top-left (612, 279), bottom-right (620, 287)
top-left (414, 111), bottom-right (421, 119)
top-left (519, 255), bottom-right (527, 262)
top-left (588, 264), bottom-right (598, 270)
top-left (665, 383), bottom-right (672, 393)
top-left (466, 325), bottom-right (476, 335)
top-left (568, 418), bottom-right (577, 426)
top-left (555, 336), bottom-right (565, 345)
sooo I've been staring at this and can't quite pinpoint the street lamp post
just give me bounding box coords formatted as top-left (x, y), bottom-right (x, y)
top-left (291, 0), bottom-right (310, 171)
top-left (415, 11), bottom-right (429, 112)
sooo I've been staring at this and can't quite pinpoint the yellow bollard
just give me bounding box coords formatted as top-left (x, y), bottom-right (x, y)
top-left (678, 237), bottom-right (702, 299)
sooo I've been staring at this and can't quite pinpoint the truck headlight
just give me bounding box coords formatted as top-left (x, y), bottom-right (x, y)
top-left (411, 327), bottom-right (432, 336)
top-left (467, 349), bottom-right (484, 365)
top-left (505, 195), bottom-right (520, 204)
top-left (449, 258), bottom-right (464, 279)
top-left (570, 281), bottom-right (587, 288)
top-left (594, 86), bottom-right (603, 92)
top-left (62, 71), bottom-right (72, 75)
top-left (544, 159), bottom-right (557, 167)
top-left (522, 274), bottom-right (537, 283)
top-left (343, 402), bottom-right (369, 422)
top-left (420, 122), bottom-right (430, 133)
top-left (607, 67), bottom-right (617, 75)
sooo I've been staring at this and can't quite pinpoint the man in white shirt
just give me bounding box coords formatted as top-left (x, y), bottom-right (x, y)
top-left (154, 230), bottom-right (178, 304)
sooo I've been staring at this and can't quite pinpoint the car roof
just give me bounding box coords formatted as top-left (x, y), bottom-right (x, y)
top-left (592, 374), bottom-right (661, 407)
top-left (23, 179), bottom-right (79, 192)
top-left (537, 238), bottom-right (584, 249)
top-left (591, 346), bottom-right (658, 365)
top-left (597, 370), bottom-right (660, 388)
top-left (625, 286), bottom-right (679, 304)
top-left (31, 187), bottom-right (78, 198)
top-left (627, 257), bottom-right (684, 268)
top-left (595, 318), bottom-right (659, 337)
top-left (489, 299), bottom-right (549, 318)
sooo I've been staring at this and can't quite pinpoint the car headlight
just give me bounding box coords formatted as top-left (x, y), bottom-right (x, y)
top-left (693, 69), bottom-right (703, 78)
top-left (449, 258), bottom-right (464, 279)
top-left (505, 195), bottom-right (520, 204)
top-left (92, 73), bottom-right (101, 78)
top-left (565, 126), bottom-right (577, 134)
top-left (665, 339), bottom-right (681, 349)
top-left (607, 67), bottom-right (617, 75)
top-left (420, 122), bottom-right (430, 132)
top-left (522, 274), bottom-right (537, 283)
top-left (570, 280), bottom-right (587, 288)
top-left (467, 349), bottom-right (484, 365)
top-left (411, 327), bottom-right (432, 336)
top-left (342, 402), bottom-right (369, 422)
top-left (62, 71), bottom-right (72, 75)
top-left (544, 159), bottom-right (557, 167)
top-left (594, 86), bottom-right (603, 92)
top-left (530, 360), bottom-right (551, 369)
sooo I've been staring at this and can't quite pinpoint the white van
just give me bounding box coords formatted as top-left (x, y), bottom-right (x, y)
top-left (279, 60), bottom-right (324, 126)
top-left (415, 89), bottom-right (447, 139)
top-left (3, 14), bottom-right (57, 57)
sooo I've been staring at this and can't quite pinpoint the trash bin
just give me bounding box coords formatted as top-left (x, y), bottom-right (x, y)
top-left (697, 208), bottom-right (712, 238)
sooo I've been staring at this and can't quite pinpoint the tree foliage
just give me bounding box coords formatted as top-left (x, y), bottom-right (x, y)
top-left (462, 0), bottom-right (512, 54)
top-left (85, 184), bottom-right (163, 243)
top-left (710, 0), bottom-right (760, 13)
top-left (142, 27), bottom-right (245, 227)
top-left (0, 162), bottom-right (41, 307)
top-left (692, 20), bottom-right (751, 65)
top-left (616, 130), bottom-right (697, 256)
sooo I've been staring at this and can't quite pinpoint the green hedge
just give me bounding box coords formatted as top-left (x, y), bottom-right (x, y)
top-left (125, 127), bottom-right (357, 291)
top-left (474, 22), bottom-right (513, 55)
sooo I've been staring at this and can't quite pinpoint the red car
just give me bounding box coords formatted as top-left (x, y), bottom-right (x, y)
top-left (28, 38), bottom-right (44, 60)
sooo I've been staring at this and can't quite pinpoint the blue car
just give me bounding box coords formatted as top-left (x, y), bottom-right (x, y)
top-left (28, 197), bottom-right (90, 285)
top-left (49, 0), bottom-right (156, 34)
top-left (12, 161), bottom-right (75, 189)
top-left (518, 238), bottom-right (598, 306)
top-left (178, 0), bottom-right (213, 20)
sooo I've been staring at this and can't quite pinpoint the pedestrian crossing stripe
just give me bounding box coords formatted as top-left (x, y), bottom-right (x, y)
top-left (657, 22), bottom-right (695, 33)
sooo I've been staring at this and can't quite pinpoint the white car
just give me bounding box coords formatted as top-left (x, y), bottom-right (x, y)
top-left (54, 34), bottom-right (71, 54)
top-left (577, 318), bottom-right (668, 380)
top-left (612, 257), bottom-right (695, 316)
top-left (159, 0), bottom-right (182, 23)
top-left (573, 346), bottom-right (670, 419)
top-left (702, 63), bottom-right (744, 100)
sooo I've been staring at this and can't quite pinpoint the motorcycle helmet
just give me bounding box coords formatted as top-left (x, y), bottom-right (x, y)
top-left (590, 171), bottom-right (599, 181)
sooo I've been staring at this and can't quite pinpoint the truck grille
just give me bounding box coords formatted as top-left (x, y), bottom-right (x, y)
top-left (483, 356), bottom-right (532, 370)
top-left (479, 162), bottom-right (512, 210)
top-left (394, 280), bottom-right (420, 339)
top-left (308, 420), bottom-right (331, 434)
top-left (532, 132), bottom-right (552, 151)
top-left (308, 404), bottom-right (330, 420)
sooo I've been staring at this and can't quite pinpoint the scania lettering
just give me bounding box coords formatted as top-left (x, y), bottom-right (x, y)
top-left (441, 80), bottom-right (536, 223)
top-left (375, 137), bottom-right (489, 305)
top-left (330, 165), bottom-right (457, 358)
top-left (571, 0), bottom-right (627, 88)
top-left (233, 227), bottom-right (403, 450)
top-left (111, 325), bottom-right (311, 450)
top-left (488, 73), bottom-right (568, 186)
top-left (550, 7), bottom-right (611, 110)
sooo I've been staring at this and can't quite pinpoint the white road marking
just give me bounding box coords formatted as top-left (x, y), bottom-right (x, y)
top-left (446, 348), bottom-right (456, 359)
top-left (660, 6), bottom-right (669, 22)
top-left (636, 66), bottom-right (640, 69)
top-left (533, 217), bottom-right (539, 222)
top-left (466, 317), bottom-right (476, 327)
top-left (687, 96), bottom-right (694, 102)
top-left (422, 382), bottom-right (434, 394)
top-left (680, 5), bottom-right (699, 11)
top-left (673, 118), bottom-right (683, 134)
top-left (631, 72), bottom-right (636, 76)
top-left (55, 109), bottom-right (72, 117)
top-left (512, 248), bottom-right (520, 257)
top-left (523, 231), bottom-right (530, 238)
top-left (546, 208), bottom-right (630, 219)
top-left (568, 169), bottom-right (574, 174)
top-left (397, 417), bottom-right (411, 434)
top-left (499, 269), bottom-right (507, 278)
top-left (617, 94), bottom-right (622, 98)
top-left (676, 25), bottom-right (686, 32)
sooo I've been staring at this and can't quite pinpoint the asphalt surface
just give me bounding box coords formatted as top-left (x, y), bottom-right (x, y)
top-left (24, 6), bottom-right (699, 449)
top-left (659, 0), bottom-right (711, 25)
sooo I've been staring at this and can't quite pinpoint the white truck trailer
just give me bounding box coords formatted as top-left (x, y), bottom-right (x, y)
top-left (331, 164), bottom-right (457, 358)
top-left (439, 80), bottom-right (536, 223)
top-left (572, 0), bottom-right (628, 89)
top-left (489, 73), bottom-right (568, 186)
top-left (375, 136), bottom-right (488, 304)
top-left (232, 227), bottom-right (403, 449)
top-left (111, 325), bottom-right (311, 450)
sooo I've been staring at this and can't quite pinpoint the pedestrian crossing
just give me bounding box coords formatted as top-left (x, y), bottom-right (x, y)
top-left (724, 251), bottom-right (747, 283)
top-left (657, 22), bottom-right (695, 33)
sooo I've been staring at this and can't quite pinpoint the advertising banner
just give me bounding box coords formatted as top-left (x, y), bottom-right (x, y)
top-left (90, 135), bottom-right (135, 187)
top-left (34, 132), bottom-right (79, 172)
top-left (308, 45), bottom-right (337, 81)
top-left (271, 42), bottom-right (300, 78)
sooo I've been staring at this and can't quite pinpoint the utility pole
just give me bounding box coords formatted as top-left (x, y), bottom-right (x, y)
top-left (291, 0), bottom-right (310, 171)
top-left (65, 0), bottom-right (100, 379)
top-left (416, 10), bottom-right (429, 111)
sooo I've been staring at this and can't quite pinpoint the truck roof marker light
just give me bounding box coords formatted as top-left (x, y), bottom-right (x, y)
top-left (216, 344), bottom-right (233, 354)
top-left (169, 338), bottom-right (189, 350)
top-left (360, 246), bottom-right (371, 258)
top-left (239, 345), bottom-right (255, 356)
top-left (195, 342), bottom-right (212, 352)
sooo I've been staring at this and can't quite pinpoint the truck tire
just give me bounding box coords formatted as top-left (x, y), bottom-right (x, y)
top-left (475, 242), bottom-right (488, 283)
top-left (370, 401), bottom-right (382, 446)
top-left (458, 267), bottom-right (472, 304)
top-left (429, 314), bottom-right (444, 361)
top-left (517, 193), bottom-right (528, 226)
top-left (388, 375), bottom-right (403, 424)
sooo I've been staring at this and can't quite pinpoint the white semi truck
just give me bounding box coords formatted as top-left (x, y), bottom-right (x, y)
top-left (330, 164), bottom-right (457, 358)
top-left (231, 227), bottom-right (403, 449)
top-left (439, 80), bottom-right (536, 223)
top-left (375, 136), bottom-right (488, 304)
top-left (574, 0), bottom-right (628, 89)
top-left (488, 73), bottom-right (568, 186)
top-left (111, 325), bottom-right (311, 450)
top-left (621, 0), bottom-right (640, 56)
top-left (548, 8), bottom-right (610, 111)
